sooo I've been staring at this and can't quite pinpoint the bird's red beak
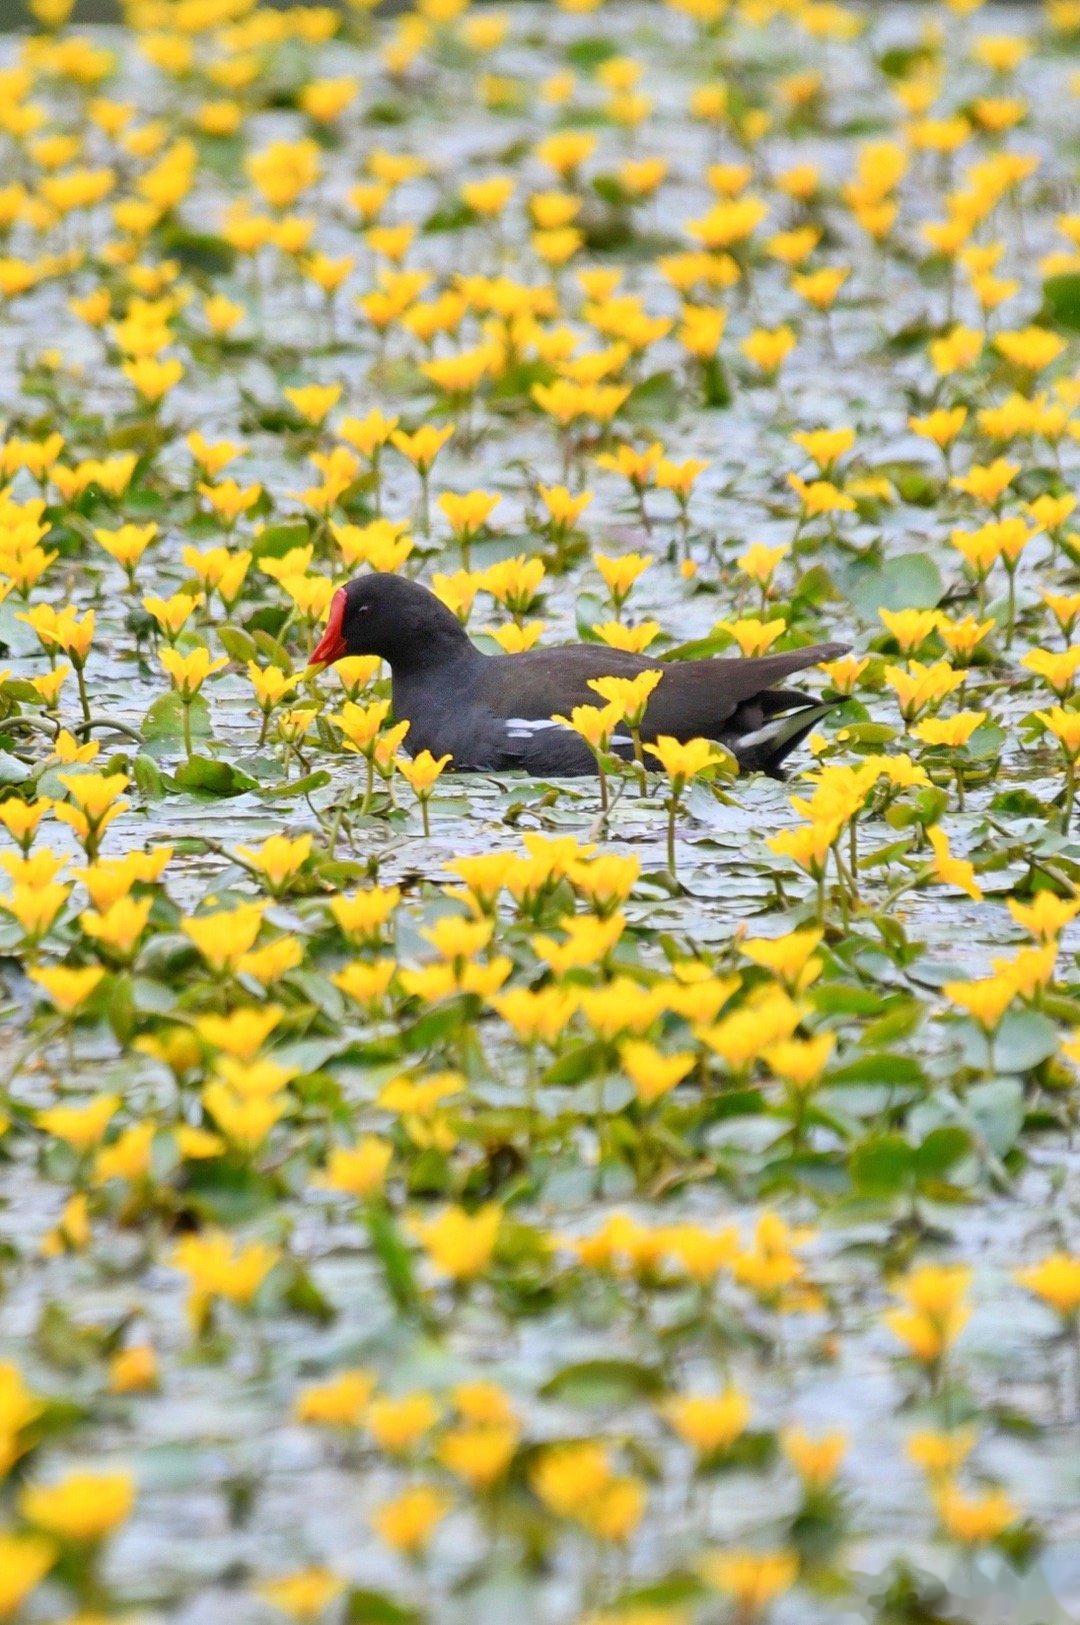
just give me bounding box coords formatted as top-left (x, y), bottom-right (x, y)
top-left (310, 587), bottom-right (348, 666)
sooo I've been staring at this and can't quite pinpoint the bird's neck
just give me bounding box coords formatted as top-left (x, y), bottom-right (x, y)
top-left (386, 614), bottom-right (478, 680)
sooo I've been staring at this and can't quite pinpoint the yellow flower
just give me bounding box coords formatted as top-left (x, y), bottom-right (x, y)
top-left (234, 833), bottom-right (312, 894)
top-left (143, 591), bottom-right (201, 641)
top-left (879, 608), bottom-right (942, 655)
top-left (719, 617), bottom-right (785, 658)
top-left (951, 458), bottom-right (1018, 506)
top-left (737, 541), bottom-right (788, 589)
top-left (532, 1440), bottom-right (613, 1516)
top-left (884, 660), bottom-right (966, 723)
top-left (326, 683), bottom-right (387, 744)
top-left (906, 1427), bottom-right (977, 1480)
top-left (18, 603), bottom-right (94, 665)
top-left (765, 1032), bottom-right (835, 1091)
top-left (94, 1121), bottom-right (155, 1185)
top-left (398, 751), bottom-right (452, 832)
top-left (122, 355), bottom-right (183, 402)
top-left (787, 474), bottom-right (855, 516)
top-left (1026, 650), bottom-right (1080, 699)
top-left (37, 1093), bottom-right (119, 1152)
top-left (915, 712), bottom-right (987, 749)
top-left (294, 1368), bottom-right (375, 1427)
top-left (741, 324), bottom-right (796, 374)
top-left (1015, 1252), bottom-right (1080, 1319)
top-left (935, 1482), bottom-right (1018, 1545)
top-left (198, 481), bottom-right (261, 526)
top-left (93, 520), bottom-right (156, 578)
top-left (390, 422), bottom-right (454, 473)
top-left (316, 1136), bottom-right (393, 1200)
top-left (741, 928), bottom-right (822, 991)
top-left (766, 821), bottom-right (835, 880)
top-left (552, 702), bottom-right (623, 753)
top-left (28, 964), bottom-right (104, 1012)
top-left (195, 1004), bottom-right (282, 1058)
top-left (781, 1426), bottom-right (847, 1488)
top-left (160, 644), bottom-right (227, 700)
top-left (172, 1230), bottom-right (279, 1320)
top-left (20, 1470), bottom-right (134, 1543)
top-left (413, 1203), bottom-right (501, 1280)
top-left (909, 406), bottom-right (966, 449)
top-left (488, 620), bottom-right (546, 653)
top-left (619, 1039), bottom-right (695, 1106)
top-left (646, 735), bottom-right (728, 785)
top-left (1007, 893), bottom-right (1079, 942)
top-left (108, 1343), bottom-right (158, 1394)
top-left (258, 1568), bottom-right (346, 1620)
top-left (938, 616), bottom-right (995, 662)
top-left (942, 972), bottom-right (1016, 1030)
top-left (0, 1532), bottom-right (55, 1616)
top-left (884, 1263), bottom-right (971, 1365)
top-left (993, 325), bottom-right (1066, 372)
top-left (0, 796), bottom-right (51, 848)
top-left (282, 381), bottom-right (341, 425)
top-left (371, 1485), bottom-right (450, 1555)
top-left (337, 409), bottom-right (398, 458)
top-left (699, 1549), bottom-right (799, 1610)
top-left (182, 902), bottom-right (266, 973)
top-left (594, 550), bottom-right (651, 607)
top-left (661, 1388), bottom-right (750, 1456)
top-left (792, 265), bottom-right (848, 309)
top-left (1036, 705), bottom-right (1080, 756)
top-left (438, 1422), bottom-right (518, 1488)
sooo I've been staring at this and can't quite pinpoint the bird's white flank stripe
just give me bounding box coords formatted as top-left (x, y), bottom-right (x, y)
top-left (504, 717), bottom-right (565, 738)
top-left (504, 718), bottom-right (634, 749)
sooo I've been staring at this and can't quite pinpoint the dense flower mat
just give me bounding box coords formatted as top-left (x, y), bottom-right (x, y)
top-left (0, 0), bottom-right (1079, 1618)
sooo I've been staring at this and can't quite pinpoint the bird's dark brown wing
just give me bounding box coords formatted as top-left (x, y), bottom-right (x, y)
top-left (475, 644), bottom-right (661, 721)
top-left (475, 639), bottom-right (847, 744)
top-left (641, 642), bottom-right (848, 741)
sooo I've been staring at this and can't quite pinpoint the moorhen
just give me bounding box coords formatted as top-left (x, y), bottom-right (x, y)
top-left (310, 574), bottom-right (848, 777)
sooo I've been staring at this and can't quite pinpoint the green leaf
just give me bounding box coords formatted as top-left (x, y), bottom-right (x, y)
top-left (142, 691), bottom-right (210, 743)
top-left (0, 751), bottom-right (31, 785)
top-left (132, 753), bottom-right (165, 799)
top-left (850, 1132), bottom-right (914, 1196)
top-left (990, 1008), bottom-right (1058, 1074)
top-left (965, 1077), bottom-right (1024, 1158)
top-left (1042, 271), bottom-right (1080, 332)
top-left (366, 1204), bottom-right (425, 1319)
top-left (828, 1053), bottom-right (925, 1089)
top-left (914, 1125), bottom-right (971, 1177)
top-left (565, 34), bottom-right (618, 70)
top-left (251, 521), bottom-right (313, 561)
top-left (346, 1590), bottom-right (422, 1625)
top-left (256, 769), bottom-right (332, 799)
top-left (423, 199), bottom-right (477, 234)
top-left (159, 222), bottom-right (236, 274)
top-left (217, 625), bottom-right (260, 664)
top-left (281, 1261), bottom-right (336, 1324)
top-left (838, 551), bottom-right (944, 620)
top-left (171, 756), bottom-right (258, 797)
top-left (541, 1357), bottom-right (665, 1405)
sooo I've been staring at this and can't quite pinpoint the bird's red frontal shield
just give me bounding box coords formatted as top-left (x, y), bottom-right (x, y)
top-left (309, 587), bottom-right (348, 666)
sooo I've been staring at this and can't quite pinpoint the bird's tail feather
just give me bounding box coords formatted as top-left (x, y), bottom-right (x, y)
top-left (731, 700), bottom-right (837, 779)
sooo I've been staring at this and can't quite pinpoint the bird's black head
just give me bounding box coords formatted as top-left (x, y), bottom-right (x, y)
top-left (309, 573), bottom-right (470, 673)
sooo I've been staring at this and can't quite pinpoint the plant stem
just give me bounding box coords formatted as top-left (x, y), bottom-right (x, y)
top-left (1064, 754), bottom-right (1077, 834)
top-left (75, 662), bottom-right (91, 726)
